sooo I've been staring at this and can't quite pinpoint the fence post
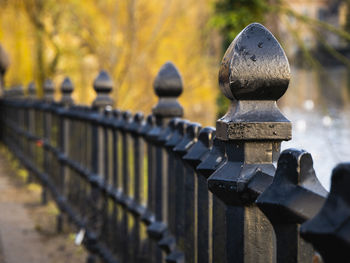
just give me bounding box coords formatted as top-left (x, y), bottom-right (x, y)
top-left (256, 149), bottom-right (327, 262)
top-left (156, 118), bottom-right (179, 254)
top-left (100, 107), bottom-right (113, 247)
top-left (127, 112), bottom-right (145, 262)
top-left (88, 70), bottom-right (113, 263)
top-left (91, 70), bottom-right (114, 176)
top-left (42, 79), bottom-right (55, 205)
top-left (56, 77), bottom-right (74, 232)
top-left (195, 134), bottom-right (228, 262)
top-left (137, 114), bottom-right (156, 262)
top-left (163, 119), bottom-right (188, 263)
top-left (146, 62), bottom-right (184, 261)
top-left (172, 122), bottom-right (201, 263)
top-left (207, 23), bottom-right (292, 262)
top-left (110, 109), bottom-right (121, 255)
top-left (300, 163), bottom-right (350, 263)
top-left (182, 127), bottom-right (215, 263)
top-left (119, 110), bottom-right (133, 262)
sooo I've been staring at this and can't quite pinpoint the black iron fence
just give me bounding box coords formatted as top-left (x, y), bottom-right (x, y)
top-left (0, 23), bottom-right (349, 263)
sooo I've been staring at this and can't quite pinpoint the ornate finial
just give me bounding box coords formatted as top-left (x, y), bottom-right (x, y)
top-left (28, 82), bottom-right (36, 100)
top-left (217, 23), bottom-right (291, 141)
top-left (300, 163), bottom-right (350, 262)
top-left (60, 77), bottom-right (74, 106)
top-left (152, 62), bottom-right (184, 120)
top-left (92, 70), bottom-right (113, 110)
top-left (219, 23), bottom-right (290, 101)
top-left (209, 23), bottom-right (292, 206)
top-left (43, 79), bottom-right (55, 102)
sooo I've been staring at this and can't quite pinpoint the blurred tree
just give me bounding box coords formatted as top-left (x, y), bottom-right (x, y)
top-left (23, 0), bottom-right (64, 96)
top-left (211, 0), bottom-right (268, 48)
top-left (0, 0), bottom-right (219, 125)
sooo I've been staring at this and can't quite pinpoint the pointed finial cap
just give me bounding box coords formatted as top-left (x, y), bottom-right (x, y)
top-left (92, 70), bottom-right (113, 110)
top-left (61, 77), bottom-right (73, 93)
top-left (152, 62), bottom-right (184, 119)
top-left (219, 23), bottom-right (290, 101)
top-left (60, 77), bottom-right (74, 106)
top-left (216, 23), bottom-right (291, 141)
top-left (43, 79), bottom-right (55, 102)
top-left (154, 62), bottom-right (183, 97)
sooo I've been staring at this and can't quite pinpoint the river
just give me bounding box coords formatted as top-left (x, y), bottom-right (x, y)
top-left (280, 66), bottom-right (350, 190)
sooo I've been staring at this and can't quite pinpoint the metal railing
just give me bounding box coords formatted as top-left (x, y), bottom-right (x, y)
top-left (0, 23), bottom-right (349, 263)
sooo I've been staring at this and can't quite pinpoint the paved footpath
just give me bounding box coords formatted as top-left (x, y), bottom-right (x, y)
top-left (0, 158), bottom-right (50, 263)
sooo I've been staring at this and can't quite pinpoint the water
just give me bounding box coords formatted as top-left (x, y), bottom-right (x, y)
top-left (280, 67), bottom-right (350, 190)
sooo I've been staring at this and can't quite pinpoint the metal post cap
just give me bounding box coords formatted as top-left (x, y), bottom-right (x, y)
top-left (152, 62), bottom-right (184, 118)
top-left (60, 77), bottom-right (74, 106)
top-left (154, 62), bottom-right (183, 97)
top-left (61, 77), bottom-right (74, 93)
top-left (216, 23), bottom-right (291, 141)
top-left (93, 70), bottom-right (113, 93)
top-left (92, 70), bottom-right (113, 109)
top-left (219, 23), bottom-right (290, 101)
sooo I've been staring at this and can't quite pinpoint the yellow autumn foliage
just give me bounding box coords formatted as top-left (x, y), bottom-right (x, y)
top-left (0, 0), bottom-right (220, 126)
